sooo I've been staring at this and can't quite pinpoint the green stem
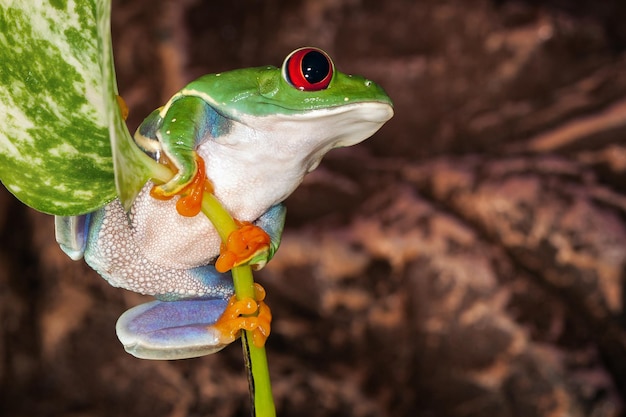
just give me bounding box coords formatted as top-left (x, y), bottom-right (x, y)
top-left (200, 192), bottom-right (237, 241)
top-left (200, 192), bottom-right (276, 417)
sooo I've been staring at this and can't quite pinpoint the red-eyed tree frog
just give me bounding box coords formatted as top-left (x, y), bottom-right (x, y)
top-left (54, 47), bottom-right (394, 360)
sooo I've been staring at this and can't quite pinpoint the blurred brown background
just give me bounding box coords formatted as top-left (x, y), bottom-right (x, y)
top-left (3, 0), bottom-right (626, 416)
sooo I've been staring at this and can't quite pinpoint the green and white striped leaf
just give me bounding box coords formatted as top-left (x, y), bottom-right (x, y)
top-left (0, 0), bottom-right (167, 215)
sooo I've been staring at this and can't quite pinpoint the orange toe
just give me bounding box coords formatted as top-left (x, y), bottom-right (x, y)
top-left (149, 154), bottom-right (212, 218)
top-left (215, 224), bottom-right (271, 273)
top-left (213, 283), bottom-right (271, 347)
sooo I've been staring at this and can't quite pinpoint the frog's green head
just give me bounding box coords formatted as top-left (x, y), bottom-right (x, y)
top-left (184, 47), bottom-right (392, 116)
top-left (179, 47), bottom-right (393, 163)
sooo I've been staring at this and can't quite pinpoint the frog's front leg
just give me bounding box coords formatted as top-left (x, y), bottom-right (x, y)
top-left (148, 95), bottom-right (212, 216)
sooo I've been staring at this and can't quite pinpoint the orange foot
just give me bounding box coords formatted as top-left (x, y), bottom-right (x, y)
top-left (149, 153), bottom-right (213, 217)
top-left (215, 223), bottom-right (271, 273)
top-left (214, 283), bottom-right (272, 348)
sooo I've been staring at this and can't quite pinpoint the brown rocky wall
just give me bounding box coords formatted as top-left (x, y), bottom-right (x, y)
top-left (2, 1), bottom-right (626, 416)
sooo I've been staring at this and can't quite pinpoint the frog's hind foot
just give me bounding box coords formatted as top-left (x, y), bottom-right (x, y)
top-left (214, 283), bottom-right (272, 348)
top-left (116, 284), bottom-right (272, 360)
top-left (116, 298), bottom-right (231, 360)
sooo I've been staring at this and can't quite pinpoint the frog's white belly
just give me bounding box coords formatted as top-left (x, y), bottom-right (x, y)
top-left (129, 123), bottom-right (307, 269)
top-left (129, 184), bottom-right (224, 269)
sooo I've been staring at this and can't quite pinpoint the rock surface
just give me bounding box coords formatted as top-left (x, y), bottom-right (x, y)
top-left (2, 1), bottom-right (626, 416)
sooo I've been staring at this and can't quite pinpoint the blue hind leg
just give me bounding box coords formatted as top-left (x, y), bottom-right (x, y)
top-left (115, 262), bottom-right (238, 360)
top-left (116, 296), bottom-right (231, 360)
top-left (57, 205), bottom-right (240, 360)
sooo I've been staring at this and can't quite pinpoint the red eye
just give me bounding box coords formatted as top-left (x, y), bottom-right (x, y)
top-left (282, 47), bottom-right (333, 91)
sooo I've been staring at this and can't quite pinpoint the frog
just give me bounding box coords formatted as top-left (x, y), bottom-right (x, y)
top-left (55, 47), bottom-right (393, 360)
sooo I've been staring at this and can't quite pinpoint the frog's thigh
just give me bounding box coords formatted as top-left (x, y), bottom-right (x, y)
top-left (86, 198), bottom-right (225, 292)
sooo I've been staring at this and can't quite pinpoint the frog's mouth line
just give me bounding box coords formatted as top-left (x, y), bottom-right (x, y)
top-left (264, 101), bottom-right (394, 124)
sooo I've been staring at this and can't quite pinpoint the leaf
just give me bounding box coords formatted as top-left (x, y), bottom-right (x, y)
top-left (0, 0), bottom-right (168, 215)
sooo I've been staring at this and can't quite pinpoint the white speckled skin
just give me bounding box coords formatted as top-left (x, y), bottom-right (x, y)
top-left (84, 199), bottom-right (233, 301)
top-left (128, 184), bottom-right (222, 269)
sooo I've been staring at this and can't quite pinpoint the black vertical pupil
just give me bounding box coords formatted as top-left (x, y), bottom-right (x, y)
top-left (301, 51), bottom-right (329, 84)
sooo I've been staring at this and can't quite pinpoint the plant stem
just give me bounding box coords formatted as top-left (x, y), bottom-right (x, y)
top-left (200, 192), bottom-right (276, 417)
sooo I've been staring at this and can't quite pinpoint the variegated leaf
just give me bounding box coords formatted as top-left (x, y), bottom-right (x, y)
top-left (0, 0), bottom-right (166, 215)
